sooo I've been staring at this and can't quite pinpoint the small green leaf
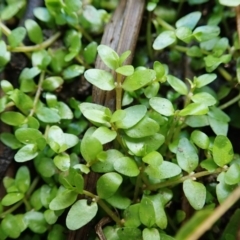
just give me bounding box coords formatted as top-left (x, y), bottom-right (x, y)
top-left (111, 110), bottom-right (126, 123)
top-left (190, 130), bottom-right (210, 149)
top-left (167, 75), bottom-right (188, 95)
top-left (123, 204), bottom-right (141, 228)
top-left (1, 193), bottom-right (24, 206)
top-left (116, 105), bottom-right (147, 129)
top-left (97, 45), bottom-right (119, 70)
top-left (179, 103), bottom-right (208, 116)
top-left (30, 189), bottom-right (42, 210)
top-left (148, 194), bottom-right (168, 229)
top-left (53, 153), bottom-right (71, 171)
top-left (191, 92), bottom-right (216, 106)
top-left (117, 227), bottom-right (142, 240)
top-left (36, 106), bottom-right (61, 123)
top-left (0, 40), bottom-right (10, 68)
top-left (176, 27), bottom-right (193, 43)
top-left (106, 191), bottom-right (131, 209)
top-left (25, 19), bottom-right (43, 44)
top-left (200, 159), bottom-right (218, 172)
top-left (44, 209), bottom-right (58, 224)
top-left (34, 7), bottom-right (53, 23)
top-left (63, 65), bottom-right (84, 80)
top-left (216, 173), bottom-right (235, 203)
top-left (122, 69), bottom-right (156, 92)
top-left (193, 25), bottom-right (220, 42)
top-left (1, 2), bottom-right (25, 20)
top-left (49, 189), bottom-right (78, 210)
top-left (149, 97), bottom-right (175, 116)
top-left (139, 197), bottom-right (155, 227)
top-left (83, 41), bottom-right (98, 64)
top-left (92, 126), bottom-right (117, 144)
top-left (143, 228), bottom-right (160, 240)
top-left (42, 77), bottom-right (63, 91)
top-left (114, 157), bottom-right (140, 177)
top-left (176, 11), bottom-right (201, 30)
top-left (183, 179), bottom-right (206, 210)
top-left (24, 211), bottom-right (48, 233)
top-left (80, 135), bottom-right (102, 163)
top-left (0, 133), bottom-right (22, 149)
top-left (144, 82), bottom-right (160, 98)
top-left (8, 27), bottom-right (26, 48)
top-left (219, 0), bottom-right (240, 6)
top-left (146, 161), bottom-right (182, 180)
top-left (225, 163), bottom-right (240, 185)
top-left (66, 199), bottom-right (98, 230)
top-left (153, 30), bottom-right (176, 50)
top-left (176, 138), bottom-right (199, 173)
top-left (1, 111), bottom-right (25, 126)
top-left (116, 65), bottom-right (134, 76)
top-left (92, 149), bottom-right (123, 173)
top-left (79, 102), bottom-right (111, 127)
top-left (142, 151), bottom-right (163, 166)
top-left (15, 166), bottom-right (30, 193)
top-left (124, 116), bottom-right (159, 138)
top-left (119, 50), bottom-right (131, 66)
top-left (97, 172), bottom-right (123, 199)
top-left (15, 128), bottom-right (43, 144)
top-left (14, 144), bottom-right (38, 162)
top-left (1, 214), bottom-right (21, 238)
top-left (212, 135), bottom-right (234, 167)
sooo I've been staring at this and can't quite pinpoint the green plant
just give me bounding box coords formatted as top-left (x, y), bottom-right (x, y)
top-left (1, 0), bottom-right (240, 240)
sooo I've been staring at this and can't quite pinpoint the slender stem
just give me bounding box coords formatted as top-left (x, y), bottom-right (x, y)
top-left (235, 5), bottom-right (240, 45)
top-left (147, 12), bottom-right (153, 60)
top-left (26, 176), bottom-right (40, 197)
top-left (29, 71), bottom-right (45, 117)
top-left (8, 32), bottom-right (61, 53)
top-left (218, 67), bottom-right (233, 82)
top-left (75, 55), bottom-right (91, 69)
top-left (0, 22), bottom-right (11, 35)
top-left (219, 94), bottom-right (240, 110)
top-left (116, 73), bottom-right (123, 110)
top-left (133, 165), bottom-right (143, 203)
top-left (0, 201), bottom-right (23, 218)
top-left (83, 190), bottom-right (123, 226)
top-left (147, 167), bottom-right (226, 191)
top-left (156, 17), bottom-right (175, 31)
top-left (186, 184), bottom-right (240, 240)
top-left (97, 199), bottom-right (123, 226)
top-left (75, 25), bottom-right (93, 42)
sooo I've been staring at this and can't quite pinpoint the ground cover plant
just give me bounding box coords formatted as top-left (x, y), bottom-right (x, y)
top-left (1, 0), bottom-right (240, 239)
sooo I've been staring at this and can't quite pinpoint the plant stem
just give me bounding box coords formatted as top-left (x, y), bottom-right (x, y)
top-left (147, 11), bottom-right (153, 60)
top-left (186, 184), bottom-right (240, 240)
top-left (147, 167), bottom-right (226, 191)
top-left (0, 200), bottom-right (23, 218)
top-left (156, 17), bottom-right (175, 31)
top-left (235, 5), bottom-right (240, 45)
top-left (75, 25), bottom-right (93, 42)
top-left (97, 199), bottom-right (123, 226)
top-left (29, 71), bottom-right (45, 117)
top-left (218, 67), bottom-right (233, 82)
top-left (219, 93), bottom-right (240, 110)
top-left (26, 176), bottom-right (40, 197)
top-left (0, 22), bottom-right (11, 35)
top-left (8, 32), bottom-right (61, 53)
top-left (83, 190), bottom-right (123, 226)
top-left (116, 73), bottom-right (123, 110)
top-left (133, 164), bottom-right (143, 203)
